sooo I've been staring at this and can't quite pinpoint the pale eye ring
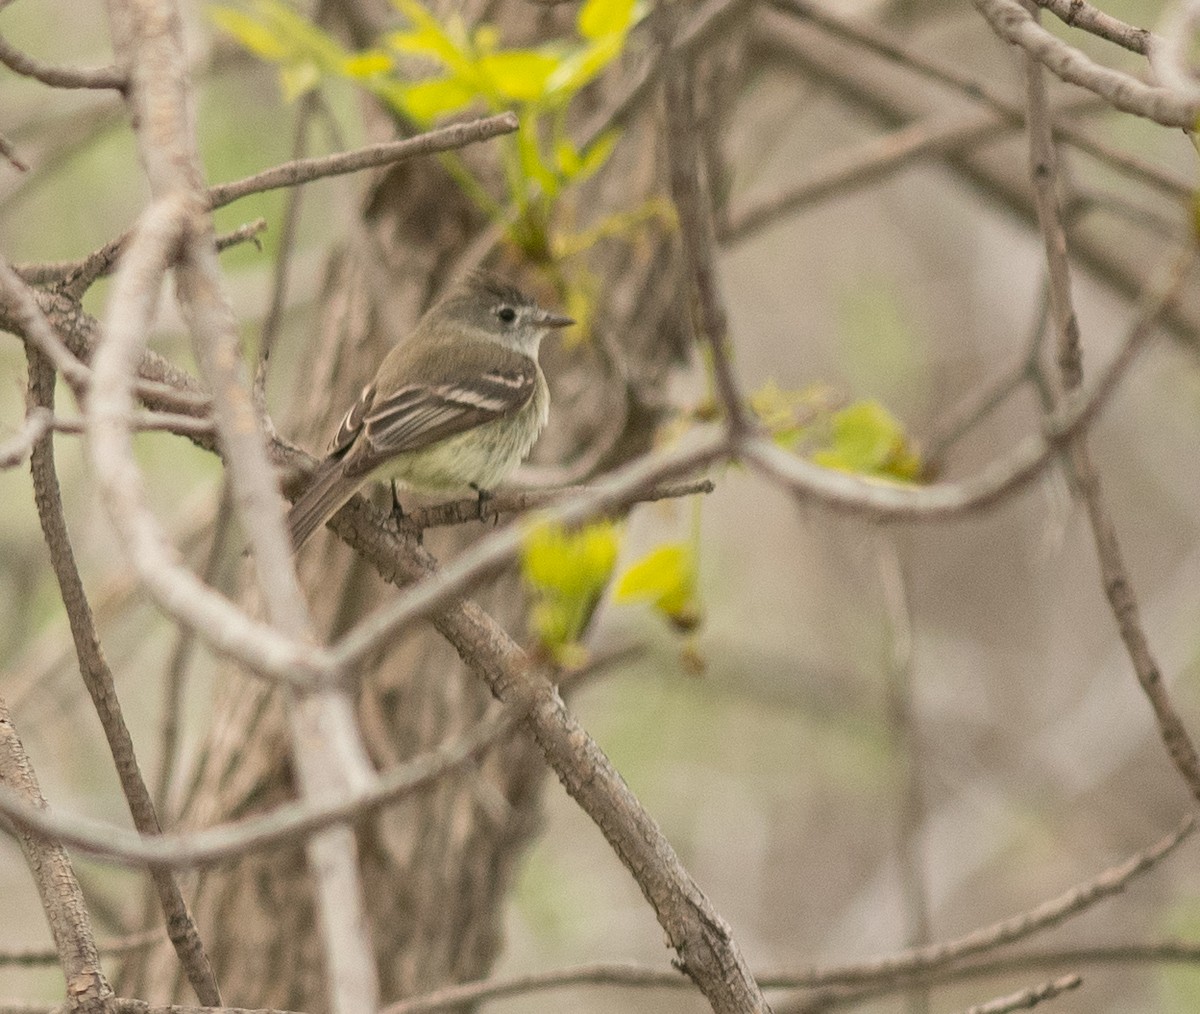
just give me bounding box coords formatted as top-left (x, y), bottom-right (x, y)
top-left (496, 305), bottom-right (517, 324)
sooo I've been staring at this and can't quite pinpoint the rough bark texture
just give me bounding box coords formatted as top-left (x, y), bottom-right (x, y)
top-left (126, 3), bottom-right (692, 1009)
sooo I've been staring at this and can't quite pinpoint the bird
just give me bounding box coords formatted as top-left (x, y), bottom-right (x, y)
top-left (287, 270), bottom-right (573, 549)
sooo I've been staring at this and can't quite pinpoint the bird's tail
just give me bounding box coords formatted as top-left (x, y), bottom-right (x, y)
top-left (287, 457), bottom-right (359, 550)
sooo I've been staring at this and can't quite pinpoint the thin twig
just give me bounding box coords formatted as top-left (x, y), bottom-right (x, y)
top-left (380, 962), bottom-right (692, 1013)
top-left (26, 345), bottom-right (221, 1005)
top-left (742, 243), bottom-right (1194, 520)
top-left (1021, 6), bottom-right (1200, 801)
top-left (0, 698), bottom-right (526, 866)
top-left (0, 696), bottom-right (112, 1012)
top-left (207, 112), bottom-right (518, 210)
top-left (955, 974), bottom-right (1081, 1014)
top-left (395, 476), bottom-right (716, 532)
top-left (578, 0), bottom-right (751, 151)
top-left (0, 407), bottom-right (52, 469)
top-left (973, 0), bottom-right (1198, 128)
top-left (0, 33), bottom-right (126, 91)
top-left (767, 2), bottom-right (1192, 203)
top-left (15, 217), bottom-right (267, 291)
top-left (664, 44), bottom-right (748, 433)
top-left (0, 929), bottom-right (165, 967)
top-left (0, 130), bottom-right (29, 172)
top-left (1035, 0), bottom-right (1154, 54)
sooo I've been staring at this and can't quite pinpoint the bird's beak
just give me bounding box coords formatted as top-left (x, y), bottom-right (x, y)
top-left (535, 309), bottom-right (575, 329)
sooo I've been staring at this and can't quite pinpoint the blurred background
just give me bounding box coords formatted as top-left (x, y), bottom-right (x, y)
top-left (2, 0), bottom-right (1199, 1011)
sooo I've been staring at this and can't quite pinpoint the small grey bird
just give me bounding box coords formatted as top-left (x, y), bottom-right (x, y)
top-left (287, 270), bottom-right (573, 549)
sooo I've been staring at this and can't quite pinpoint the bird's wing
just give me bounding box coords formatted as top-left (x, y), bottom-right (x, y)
top-left (335, 345), bottom-right (537, 478)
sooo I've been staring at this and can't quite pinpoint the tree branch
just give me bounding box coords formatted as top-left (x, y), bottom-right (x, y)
top-left (26, 344), bottom-right (220, 1004)
top-left (0, 697), bottom-right (112, 1013)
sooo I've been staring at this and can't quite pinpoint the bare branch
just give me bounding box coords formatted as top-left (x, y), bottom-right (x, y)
top-left (105, 0), bottom-right (382, 1006)
top-left (0, 929), bottom-right (165, 968)
top-left (321, 493), bottom-right (770, 1012)
top-left (380, 962), bottom-right (691, 1013)
top-left (766, 2), bottom-right (1191, 204)
top-left (664, 47), bottom-right (748, 433)
top-left (207, 112), bottom-right (519, 210)
top-left (0, 130), bottom-right (28, 171)
top-left (1034, 0), bottom-right (1154, 54)
top-left (741, 242), bottom-right (1194, 521)
top-left (395, 476), bottom-right (716, 532)
top-left (0, 697), bottom-right (112, 1012)
top-left (972, 0), bottom-right (1199, 127)
top-left (0, 407), bottom-right (52, 469)
top-left (1022, 4), bottom-right (1200, 801)
top-left (86, 196), bottom-right (323, 685)
top-left (772, 815), bottom-right (1194, 990)
top-left (0, 33), bottom-right (126, 91)
top-left (0, 700), bottom-right (525, 867)
top-left (578, 0), bottom-right (751, 151)
top-left (26, 345), bottom-right (220, 1003)
top-left (955, 974), bottom-right (1081, 1014)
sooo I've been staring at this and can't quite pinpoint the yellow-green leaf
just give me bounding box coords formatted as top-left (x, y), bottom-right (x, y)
top-left (342, 50), bottom-right (393, 78)
top-left (749, 379), bottom-right (836, 451)
top-left (545, 34), bottom-right (622, 100)
top-left (385, 0), bottom-right (471, 74)
top-left (615, 542), bottom-right (697, 622)
top-left (578, 0), bottom-right (638, 40)
top-left (210, 7), bottom-right (290, 61)
top-left (395, 76), bottom-right (476, 123)
top-left (257, 0), bottom-right (347, 69)
top-left (477, 49), bottom-right (559, 103)
top-left (522, 519), bottom-right (620, 598)
top-left (522, 519), bottom-right (621, 657)
top-left (811, 400), bottom-right (920, 481)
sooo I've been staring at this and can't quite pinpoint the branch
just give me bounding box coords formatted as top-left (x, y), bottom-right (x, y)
top-left (0, 33), bottom-right (126, 91)
top-left (395, 477), bottom-right (716, 532)
top-left (1034, 0), bottom-right (1154, 54)
top-left (206, 112), bottom-right (518, 210)
top-left (972, 0), bottom-right (1199, 127)
top-left (664, 42), bottom-right (748, 433)
top-left (0, 697), bottom-right (112, 1012)
top-left (26, 345), bottom-right (220, 1003)
top-left (740, 242), bottom-right (1194, 521)
top-left (1022, 5), bottom-right (1200, 801)
top-left (0, 929), bottom-right (165, 968)
top-left (86, 197), bottom-right (322, 685)
top-left (380, 962), bottom-right (690, 1013)
top-left (955, 974), bottom-right (1081, 1014)
top-left (766, 2), bottom-right (1191, 204)
top-left (324, 497), bottom-right (770, 1012)
top-left (105, 0), bottom-right (380, 1007)
top-left (0, 407), bottom-right (52, 469)
top-left (14, 217), bottom-right (267, 290)
top-left (578, 0), bottom-right (752, 151)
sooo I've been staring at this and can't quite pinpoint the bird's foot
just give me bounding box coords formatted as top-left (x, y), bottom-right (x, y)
top-left (470, 483), bottom-right (495, 525)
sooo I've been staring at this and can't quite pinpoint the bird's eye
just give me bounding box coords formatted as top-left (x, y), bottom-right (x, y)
top-left (496, 305), bottom-right (517, 324)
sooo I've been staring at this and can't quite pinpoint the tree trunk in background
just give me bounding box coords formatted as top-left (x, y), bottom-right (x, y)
top-left (125, 2), bottom-right (696, 1007)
